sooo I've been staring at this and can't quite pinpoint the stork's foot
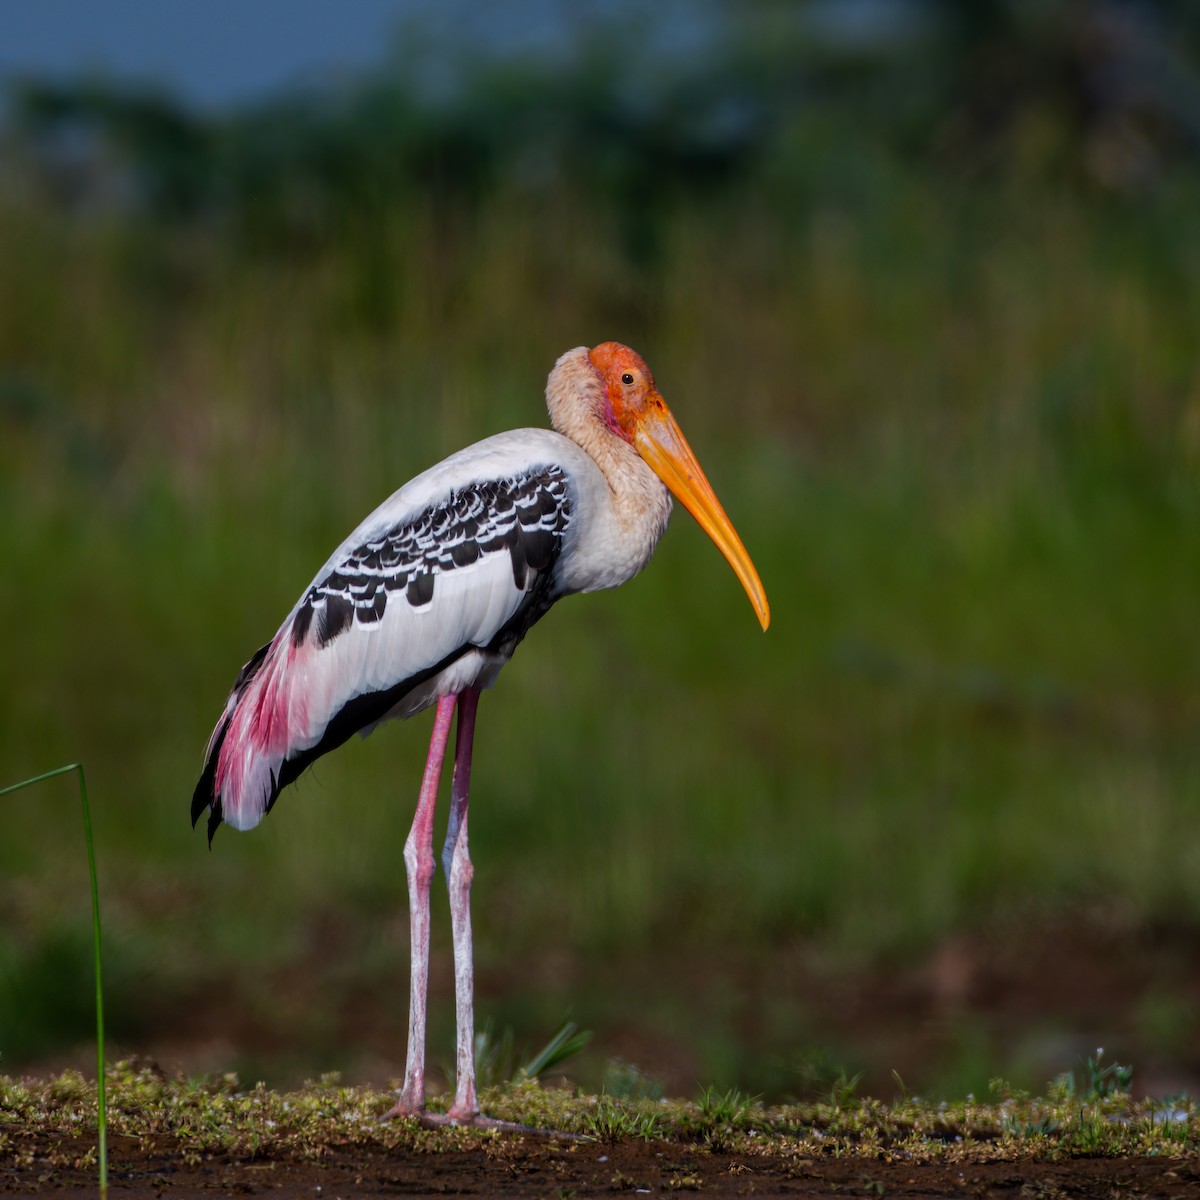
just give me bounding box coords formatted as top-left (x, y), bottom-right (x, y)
top-left (380, 1078), bottom-right (432, 1123)
top-left (422, 1109), bottom-right (536, 1133)
top-left (380, 1097), bottom-right (424, 1122)
top-left (382, 1103), bottom-right (576, 1136)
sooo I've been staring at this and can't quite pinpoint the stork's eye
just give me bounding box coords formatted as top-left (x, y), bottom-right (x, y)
top-left (620, 372), bottom-right (635, 385)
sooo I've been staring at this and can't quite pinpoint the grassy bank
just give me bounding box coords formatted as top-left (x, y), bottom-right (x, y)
top-left (4, 1058), bottom-right (1197, 1163)
top-left (2, 140), bottom-right (1199, 1096)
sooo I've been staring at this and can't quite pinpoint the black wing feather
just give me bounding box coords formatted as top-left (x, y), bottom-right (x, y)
top-left (290, 468), bottom-right (572, 649)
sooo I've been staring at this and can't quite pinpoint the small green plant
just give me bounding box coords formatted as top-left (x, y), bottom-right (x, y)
top-left (521, 1019), bottom-right (592, 1080)
top-left (1012, 1114), bottom-right (1063, 1139)
top-left (1050, 1048), bottom-right (1133, 1103)
top-left (1081, 1048), bottom-right (1132, 1100)
top-left (585, 1094), bottom-right (663, 1143)
top-left (470, 1018), bottom-right (591, 1090)
top-left (829, 1069), bottom-right (864, 1110)
top-left (0, 764), bottom-right (106, 1198)
top-left (696, 1083), bottom-right (758, 1128)
top-left (690, 1084), bottom-right (764, 1152)
top-left (471, 1020), bottom-right (516, 1089)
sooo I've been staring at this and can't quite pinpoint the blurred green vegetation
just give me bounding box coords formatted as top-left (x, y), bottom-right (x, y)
top-left (2, 1), bottom-right (1200, 1099)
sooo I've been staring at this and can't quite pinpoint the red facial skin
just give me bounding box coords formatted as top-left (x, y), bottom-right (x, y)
top-left (585, 341), bottom-right (771, 632)
top-left (587, 341), bottom-right (666, 443)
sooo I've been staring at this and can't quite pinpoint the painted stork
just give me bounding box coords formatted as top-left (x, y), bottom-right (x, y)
top-left (191, 342), bottom-right (769, 1125)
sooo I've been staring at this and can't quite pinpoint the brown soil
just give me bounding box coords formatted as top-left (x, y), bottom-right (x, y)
top-left (7, 919), bottom-right (1200, 1197)
top-left (5, 1130), bottom-right (1199, 1199)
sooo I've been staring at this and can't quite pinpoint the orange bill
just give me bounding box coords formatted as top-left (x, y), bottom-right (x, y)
top-left (632, 399), bottom-right (771, 631)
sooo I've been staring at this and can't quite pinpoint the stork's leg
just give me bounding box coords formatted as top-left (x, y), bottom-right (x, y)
top-left (386, 693), bottom-right (457, 1118)
top-left (442, 686), bottom-right (480, 1119)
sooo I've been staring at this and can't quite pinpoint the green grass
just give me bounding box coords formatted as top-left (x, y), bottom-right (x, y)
top-left (0, 765), bottom-right (106, 1197)
top-left (2, 1060), bottom-right (1196, 1164)
top-left (2, 156), bottom-right (1200, 1096)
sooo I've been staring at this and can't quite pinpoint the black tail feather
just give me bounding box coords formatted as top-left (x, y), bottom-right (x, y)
top-left (191, 716), bottom-right (229, 845)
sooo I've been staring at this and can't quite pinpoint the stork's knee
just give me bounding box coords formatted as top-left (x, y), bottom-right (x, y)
top-left (404, 835), bottom-right (436, 891)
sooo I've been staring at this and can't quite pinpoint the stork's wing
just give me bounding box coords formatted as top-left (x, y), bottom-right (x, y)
top-left (291, 470), bottom-right (569, 652)
top-left (193, 463), bottom-right (572, 838)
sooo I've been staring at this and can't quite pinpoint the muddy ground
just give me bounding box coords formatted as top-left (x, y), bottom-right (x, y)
top-left (4, 1129), bottom-right (1199, 1199)
top-left (6, 919), bottom-right (1200, 1197)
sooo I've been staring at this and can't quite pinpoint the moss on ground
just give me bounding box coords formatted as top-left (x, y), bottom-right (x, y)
top-left (2, 1060), bottom-right (1196, 1170)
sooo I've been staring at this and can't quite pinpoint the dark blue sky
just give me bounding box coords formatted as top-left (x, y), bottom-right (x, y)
top-left (4, 1), bottom-right (404, 108)
top-left (1, 0), bottom-right (730, 110)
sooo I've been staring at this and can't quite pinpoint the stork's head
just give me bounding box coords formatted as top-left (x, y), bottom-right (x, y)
top-left (585, 341), bottom-right (660, 439)
top-left (549, 341), bottom-right (770, 631)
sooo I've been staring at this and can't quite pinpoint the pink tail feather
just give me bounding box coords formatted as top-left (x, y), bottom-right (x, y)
top-left (191, 634), bottom-right (310, 842)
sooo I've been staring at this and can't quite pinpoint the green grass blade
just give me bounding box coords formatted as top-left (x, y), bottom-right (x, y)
top-left (1, 763), bottom-right (107, 1199)
top-left (520, 1020), bottom-right (592, 1080)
